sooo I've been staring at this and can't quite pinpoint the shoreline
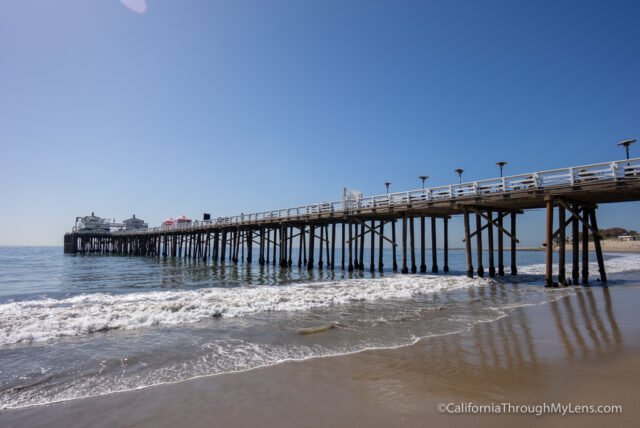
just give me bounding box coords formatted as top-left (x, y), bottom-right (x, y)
top-left (2, 284), bottom-right (639, 427)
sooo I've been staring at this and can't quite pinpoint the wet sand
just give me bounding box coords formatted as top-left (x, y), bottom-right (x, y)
top-left (2, 284), bottom-right (640, 428)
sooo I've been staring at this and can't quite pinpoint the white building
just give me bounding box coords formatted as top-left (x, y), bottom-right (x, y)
top-left (618, 235), bottom-right (637, 242)
top-left (123, 214), bottom-right (148, 230)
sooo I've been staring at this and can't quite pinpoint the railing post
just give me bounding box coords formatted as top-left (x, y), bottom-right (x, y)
top-left (569, 167), bottom-right (575, 185)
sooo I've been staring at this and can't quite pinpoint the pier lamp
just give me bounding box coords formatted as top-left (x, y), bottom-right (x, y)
top-left (617, 139), bottom-right (636, 160)
top-left (418, 175), bottom-right (429, 189)
top-left (455, 169), bottom-right (464, 184)
top-left (496, 161), bottom-right (508, 177)
top-left (385, 182), bottom-right (392, 194)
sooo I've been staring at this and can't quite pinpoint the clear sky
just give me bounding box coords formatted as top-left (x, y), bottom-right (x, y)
top-left (1, 0), bottom-right (639, 246)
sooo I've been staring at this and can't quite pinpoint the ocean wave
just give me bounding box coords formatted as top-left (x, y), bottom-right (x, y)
top-left (516, 252), bottom-right (640, 275)
top-left (0, 275), bottom-right (490, 345)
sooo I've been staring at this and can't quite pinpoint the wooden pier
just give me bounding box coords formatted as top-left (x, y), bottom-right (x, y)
top-left (64, 158), bottom-right (640, 287)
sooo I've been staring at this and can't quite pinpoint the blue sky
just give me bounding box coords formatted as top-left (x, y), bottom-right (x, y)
top-left (1, 0), bottom-right (639, 246)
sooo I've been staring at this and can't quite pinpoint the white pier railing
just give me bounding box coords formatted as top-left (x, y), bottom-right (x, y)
top-left (111, 158), bottom-right (640, 234)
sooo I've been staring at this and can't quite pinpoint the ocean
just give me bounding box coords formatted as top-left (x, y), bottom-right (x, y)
top-left (1, 246), bottom-right (639, 409)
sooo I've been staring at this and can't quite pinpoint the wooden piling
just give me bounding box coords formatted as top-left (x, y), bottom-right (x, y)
top-left (288, 226), bottom-right (293, 267)
top-left (431, 217), bottom-right (438, 273)
top-left (392, 220), bottom-right (398, 271)
top-left (331, 223), bottom-right (336, 270)
top-left (589, 207), bottom-right (607, 284)
top-left (325, 225), bottom-right (330, 268)
top-left (487, 211), bottom-right (495, 277)
top-left (341, 222), bottom-right (345, 270)
top-left (281, 225), bottom-right (288, 267)
top-left (378, 220), bottom-right (384, 272)
top-left (476, 212), bottom-right (484, 278)
top-left (318, 225), bottom-right (324, 269)
top-left (220, 231), bottom-right (227, 264)
top-left (463, 208), bottom-right (473, 278)
top-left (582, 208), bottom-right (589, 285)
top-left (510, 212), bottom-right (517, 275)
top-left (354, 223), bottom-right (359, 270)
top-left (401, 215), bottom-right (409, 274)
top-left (359, 223), bottom-right (365, 271)
top-left (348, 221), bottom-right (354, 272)
top-left (545, 199), bottom-right (554, 287)
top-left (298, 226), bottom-right (304, 268)
top-left (308, 224), bottom-right (315, 270)
top-left (572, 204), bottom-right (580, 284)
top-left (409, 217), bottom-right (417, 273)
top-left (497, 213), bottom-right (504, 276)
top-left (272, 227), bottom-right (277, 266)
top-left (370, 220), bottom-right (375, 272)
top-left (440, 217), bottom-right (448, 272)
top-left (558, 206), bottom-right (566, 285)
top-left (420, 217), bottom-right (426, 273)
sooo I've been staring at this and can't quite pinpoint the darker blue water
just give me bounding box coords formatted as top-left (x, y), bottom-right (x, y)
top-left (0, 246), bottom-right (606, 301)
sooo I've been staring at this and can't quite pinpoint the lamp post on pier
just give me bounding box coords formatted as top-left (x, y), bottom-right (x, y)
top-left (385, 182), bottom-right (391, 194)
top-left (455, 169), bottom-right (464, 184)
top-left (496, 161), bottom-right (508, 177)
top-left (418, 175), bottom-right (429, 189)
top-left (618, 139), bottom-right (636, 160)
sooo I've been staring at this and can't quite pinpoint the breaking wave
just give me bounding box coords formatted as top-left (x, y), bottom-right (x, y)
top-left (0, 275), bottom-right (490, 345)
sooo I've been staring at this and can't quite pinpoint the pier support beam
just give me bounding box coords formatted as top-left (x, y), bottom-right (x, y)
top-left (378, 221), bottom-right (384, 272)
top-left (265, 229), bottom-right (270, 265)
top-left (589, 207), bottom-right (607, 285)
top-left (308, 224), bottom-right (315, 270)
top-left (348, 221), bottom-right (354, 272)
top-left (463, 208), bottom-right (473, 278)
top-left (572, 204), bottom-right (580, 284)
top-left (476, 212), bottom-right (484, 278)
top-left (359, 223), bottom-right (365, 271)
top-left (487, 211), bottom-right (495, 277)
top-left (443, 217), bottom-right (449, 272)
top-left (220, 231), bottom-right (227, 264)
top-left (545, 198), bottom-right (555, 287)
top-left (298, 226), bottom-right (304, 268)
top-left (582, 209), bottom-right (589, 285)
top-left (410, 216), bottom-right (417, 273)
top-left (558, 206), bottom-right (566, 285)
top-left (420, 217), bottom-right (426, 273)
top-left (370, 220), bottom-right (376, 272)
top-left (510, 212), bottom-right (517, 275)
top-left (318, 225), bottom-right (324, 269)
top-left (354, 223), bottom-right (359, 270)
top-left (401, 215), bottom-right (409, 274)
top-left (288, 226), bottom-right (293, 267)
top-left (272, 228), bottom-right (277, 266)
top-left (331, 223), bottom-right (336, 270)
top-left (497, 213), bottom-right (505, 276)
top-left (431, 217), bottom-right (438, 273)
top-left (341, 222), bottom-right (345, 270)
top-left (392, 220), bottom-right (398, 272)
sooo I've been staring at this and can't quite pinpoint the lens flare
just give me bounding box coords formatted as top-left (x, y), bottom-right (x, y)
top-left (121, 0), bottom-right (147, 14)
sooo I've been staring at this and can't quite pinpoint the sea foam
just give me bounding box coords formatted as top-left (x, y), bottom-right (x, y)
top-left (0, 275), bottom-right (489, 345)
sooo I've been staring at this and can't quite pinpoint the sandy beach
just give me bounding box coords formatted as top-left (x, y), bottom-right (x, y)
top-left (2, 283), bottom-right (638, 428)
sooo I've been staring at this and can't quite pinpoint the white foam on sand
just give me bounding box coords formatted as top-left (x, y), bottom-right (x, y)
top-left (0, 275), bottom-right (490, 345)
